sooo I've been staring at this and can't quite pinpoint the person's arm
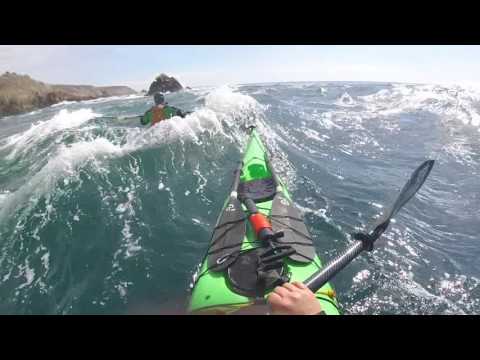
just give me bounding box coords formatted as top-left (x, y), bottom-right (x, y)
top-left (267, 281), bottom-right (324, 315)
top-left (140, 109), bottom-right (152, 125)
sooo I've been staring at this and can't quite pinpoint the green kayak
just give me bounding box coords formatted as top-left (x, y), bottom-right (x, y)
top-left (188, 127), bottom-right (340, 315)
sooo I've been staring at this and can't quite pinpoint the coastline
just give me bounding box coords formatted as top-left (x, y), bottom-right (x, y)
top-left (0, 72), bottom-right (138, 118)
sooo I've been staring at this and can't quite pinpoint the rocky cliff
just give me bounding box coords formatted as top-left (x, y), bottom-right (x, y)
top-left (146, 73), bottom-right (183, 95)
top-left (0, 72), bottom-right (137, 117)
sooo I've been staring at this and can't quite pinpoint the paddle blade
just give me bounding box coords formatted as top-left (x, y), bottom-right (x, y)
top-left (310, 160), bottom-right (435, 291)
top-left (270, 193), bottom-right (316, 263)
top-left (368, 160), bottom-right (435, 240)
top-left (207, 197), bottom-right (246, 271)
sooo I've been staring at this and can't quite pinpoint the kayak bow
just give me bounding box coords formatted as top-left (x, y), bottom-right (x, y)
top-left (188, 127), bottom-right (341, 315)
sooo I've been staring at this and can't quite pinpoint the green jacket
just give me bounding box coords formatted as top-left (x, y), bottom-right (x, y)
top-left (140, 105), bottom-right (185, 126)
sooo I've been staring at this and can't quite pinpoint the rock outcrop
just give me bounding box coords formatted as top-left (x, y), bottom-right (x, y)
top-left (146, 73), bottom-right (183, 95)
top-left (0, 72), bottom-right (137, 117)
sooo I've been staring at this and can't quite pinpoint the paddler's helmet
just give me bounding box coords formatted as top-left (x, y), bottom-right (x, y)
top-left (154, 93), bottom-right (165, 105)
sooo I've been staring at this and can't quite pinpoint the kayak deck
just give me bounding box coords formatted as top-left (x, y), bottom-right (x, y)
top-left (189, 129), bottom-right (340, 314)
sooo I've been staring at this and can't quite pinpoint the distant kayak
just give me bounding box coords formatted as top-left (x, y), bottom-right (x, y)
top-left (188, 127), bottom-right (340, 315)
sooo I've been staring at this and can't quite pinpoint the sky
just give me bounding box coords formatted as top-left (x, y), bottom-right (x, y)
top-left (1, 45), bottom-right (480, 91)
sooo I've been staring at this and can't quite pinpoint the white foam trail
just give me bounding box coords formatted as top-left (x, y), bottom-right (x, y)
top-left (0, 190), bottom-right (10, 207)
top-left (0, 91), bottom-right (223, 218)
top-left (335, 92), bottom-right (356, 107)
top-left (359, 83), bottom-right (480, 128)
top-left (17, 258), bottom-right (35, 289)
top-left (205, 85), bottom-right (263, 116)
top-left (2, 108), bottom-right (100, 159)
top-left (202, 87), bottom-right (283, 163)
top-left (122, 108), bottom-right (224, 151)
top-left (316, 112), bottom-right (343, 130)
top-left (0, 138), bottom-right (124, 220)
top-left (303, 128), bottom-right (324, 142)
top-left (441, 138), bottom-right (477, 167)
top-left (82, 94), bottom-right (144, 104)
top-left (306, 83), bottom-right (480, 163)
top-left (51, 100), bottom-right (78, 107)
top-left (0, 86), bottom-right (267, 223)
top-left (186, 85), bottom-right (217, 98)
top-left (122, 86), bottom-right (268, 152)
top-left (353, 269), bottom-right (371, 283)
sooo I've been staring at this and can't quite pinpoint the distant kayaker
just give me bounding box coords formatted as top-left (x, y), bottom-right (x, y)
top-left (267, 282), bottom-right (325, 315)
top-left (140, 92), bottom-right (189, 126)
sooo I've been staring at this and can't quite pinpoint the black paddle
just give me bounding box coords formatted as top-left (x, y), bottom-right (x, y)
top-left (99, 115), bottom-right (142, 121)
top-left (101, 111), bottom-right (193, 122)
top-left (304, 159), bottom-right (435, 292)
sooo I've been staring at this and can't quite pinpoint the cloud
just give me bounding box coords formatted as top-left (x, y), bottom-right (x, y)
top-left (119, 78), bottom-right (152, 92)
top-left (173, 70), bottom-right (235, 87)
top-left (0, 46), bottom-right (165, 89)
top-left (173, 61), bottom-right (408, 87)
top-left (3, 45), bottom-right (480, 90)
top-left (0, 46), bottom-right (71, 77)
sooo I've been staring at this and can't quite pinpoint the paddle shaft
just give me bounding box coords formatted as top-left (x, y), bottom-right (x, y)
top-left (304, 240), bottom-right (365, 292)
top-left (305, 160), bottom-right (435, 292)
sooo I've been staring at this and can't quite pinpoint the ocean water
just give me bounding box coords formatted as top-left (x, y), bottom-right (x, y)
top-left (0, 82), bottom-right (479, 314)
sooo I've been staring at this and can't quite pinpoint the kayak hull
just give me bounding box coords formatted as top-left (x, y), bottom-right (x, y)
top-left (189, 129), bottom-right (340, 315)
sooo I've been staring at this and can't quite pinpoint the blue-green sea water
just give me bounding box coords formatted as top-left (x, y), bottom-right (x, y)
top-left (0, 82), bottom-right (479, 314)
